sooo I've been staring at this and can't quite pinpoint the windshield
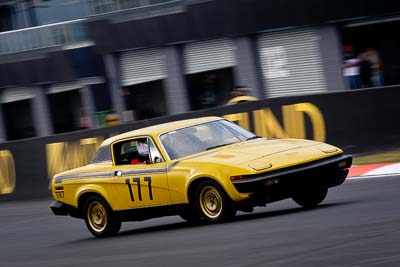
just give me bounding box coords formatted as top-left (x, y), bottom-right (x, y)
top-left (160, 120), bottom-right (256, 160)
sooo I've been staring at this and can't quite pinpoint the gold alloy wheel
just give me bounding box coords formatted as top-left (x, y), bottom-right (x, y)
top-left (199, 186), bottom-right (223, 219)
top-left (87, 201), bottom-right (108, 233)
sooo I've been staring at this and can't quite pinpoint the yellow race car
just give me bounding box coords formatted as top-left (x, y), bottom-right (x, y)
top-left (50, 117), bottom-right (352, 237)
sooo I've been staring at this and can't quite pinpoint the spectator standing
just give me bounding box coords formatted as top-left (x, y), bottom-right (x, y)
top-left (359, 51), bottom-right (372, 88)
top-left (343, 45), bottom-right (362, 89)
top-left (364, 48), bottom-right (383, 87)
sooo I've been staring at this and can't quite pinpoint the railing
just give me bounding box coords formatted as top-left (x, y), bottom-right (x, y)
top-left (0, 0), bottom-right (185, 55)
top-left (0, 19), bottom-right (89, 55)
top-left (87, 0), bottom-right (180, 16)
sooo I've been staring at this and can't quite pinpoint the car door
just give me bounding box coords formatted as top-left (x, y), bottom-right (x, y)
top-left (111, 136), bottom-right (171, 210)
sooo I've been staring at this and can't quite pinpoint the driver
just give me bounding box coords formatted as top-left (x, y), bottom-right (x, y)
top-left (131, 139), bottom-right (150, 164)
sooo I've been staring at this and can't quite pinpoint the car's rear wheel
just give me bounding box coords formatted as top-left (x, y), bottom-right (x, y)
top-left (292, 186), bottom-right (328, 208)
top-left (84, 196), bottom-right (121, 238)
top-left (194, 180), bottom-right (236, 222)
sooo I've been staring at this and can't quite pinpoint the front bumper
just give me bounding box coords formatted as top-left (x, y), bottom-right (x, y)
top-left (50, 201), bottom-right (80, 218)
top-left (232, 155), bottom-right (352, 194)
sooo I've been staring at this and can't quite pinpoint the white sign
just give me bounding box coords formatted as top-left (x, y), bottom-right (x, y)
top-left (261, 46), bottom-right (290, 79)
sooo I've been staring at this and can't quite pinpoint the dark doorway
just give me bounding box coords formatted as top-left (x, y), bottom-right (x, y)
top-left (3, 99), bottom-right (35, 140)
top-left (48, 90), bottom-right (82, 133)
top-left (186, 68), bottom-right (235, 110)
top-left (124, 80), bottom-right (167, 120)
top-left (341, 20), bottom-right (400, 87)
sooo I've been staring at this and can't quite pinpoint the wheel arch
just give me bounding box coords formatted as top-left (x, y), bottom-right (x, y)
top-left (186, 176), bottom-right (229, 203)
top-left (186, 172), bottom-right (252, 203)
top-left (76, 187), bottom-right (112, 216)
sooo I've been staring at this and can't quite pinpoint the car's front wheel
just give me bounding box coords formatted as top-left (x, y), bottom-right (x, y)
top-left (179, 207), bottom-right (201, 223)
top-left (84, 196), bottom-right (121, 238)
top-left (194, 180), bottom-right (236, 222)
top-left (292, 186), bottom-right (328, 208)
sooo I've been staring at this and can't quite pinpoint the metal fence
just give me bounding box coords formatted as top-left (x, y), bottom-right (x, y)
top-left (0, 19), bottom-right (89, 55)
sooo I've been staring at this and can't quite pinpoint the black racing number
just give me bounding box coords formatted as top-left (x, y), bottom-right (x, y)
top-left (133, 178), bottom-right (142, 201)
top-left (125, 177), bottom-right (153, 202)
top-left (125, 178), bottom-right (134, 201)
top-left (144, 176), bottom-right (153, 200)
top-left (55, 191), bottom-right (64, 198)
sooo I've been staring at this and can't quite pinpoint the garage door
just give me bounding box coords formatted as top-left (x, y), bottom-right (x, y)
top-left (1, 87), bottom-right (35, 103)
top-left (258, 28), bottom-right (327, 97)
top-left (184, 38), bottom-right (236, 74)
top-left (48, 77), bottom-right (104, 94)
top-left (121, 48), bottom-right (166, 86)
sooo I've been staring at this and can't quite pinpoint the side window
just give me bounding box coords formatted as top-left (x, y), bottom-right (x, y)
top-left (91, 146), bottom-right (111, 163)
top-left (113, 138), bottom-right (151, 166)
top-left (148, 138), bottom-right (164, 163)
top-left (113, 137), bottom-right (164, 165)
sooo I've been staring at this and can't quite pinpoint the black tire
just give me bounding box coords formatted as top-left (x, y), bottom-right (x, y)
top-left (292, 186), bottom-right (328, 208)
top-left (194, 180), bottom-right (236, 223)
top-left (179, 206), bottom-right (202, 223)
top-left (83, 196), bottom-right (121, 238)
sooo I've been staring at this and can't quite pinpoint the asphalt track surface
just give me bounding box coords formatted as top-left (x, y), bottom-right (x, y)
top-left (1, 176), bottom-right (400, 267)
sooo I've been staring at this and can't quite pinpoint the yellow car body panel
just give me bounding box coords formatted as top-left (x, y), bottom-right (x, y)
top-left (52, 163), bottom-right (114, 208)
top-left (51, 116), bottom-right (349, 216)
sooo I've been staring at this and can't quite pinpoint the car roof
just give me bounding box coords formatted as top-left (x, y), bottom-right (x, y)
top-left (101, 116), bottom-right (222, 147)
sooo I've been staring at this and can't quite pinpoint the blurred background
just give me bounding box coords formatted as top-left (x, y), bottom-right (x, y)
top-left (1, 0), bottom-right (400, 200)
top-left (2, 3), bottom-right (400, 265)
top-left (0, 0), bottom-right (399, 141)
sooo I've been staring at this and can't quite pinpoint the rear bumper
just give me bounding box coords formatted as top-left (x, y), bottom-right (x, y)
top-left (50, 201), bottom-right (80, 218)
top-left (232, 155), bottom-right (352, 194)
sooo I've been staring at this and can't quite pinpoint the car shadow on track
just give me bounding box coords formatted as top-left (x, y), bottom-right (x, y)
top-left (64, 200), bottom-right (358, 243)
top-left (232, 202), bottom-right (349, 222)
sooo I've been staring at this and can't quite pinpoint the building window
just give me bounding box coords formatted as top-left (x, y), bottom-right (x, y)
top-left (123, 80), bottom-right (167, 120)
top-left (186, 68), bottom-right (235, 110)
top-left (3, 99), bottom-right (36, 140)
top-left (48, 90), bottom-right (83, 134)
top-left (341, 20), bottom-right (400, 88)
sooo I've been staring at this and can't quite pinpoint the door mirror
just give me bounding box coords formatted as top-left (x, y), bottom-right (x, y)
top-left (154, 156), bottom-right (162, 164)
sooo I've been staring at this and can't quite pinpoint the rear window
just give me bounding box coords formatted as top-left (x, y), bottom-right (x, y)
top-left (91, 146), bottom-right (112, 163)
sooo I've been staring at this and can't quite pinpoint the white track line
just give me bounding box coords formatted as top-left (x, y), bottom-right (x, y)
top-left (348, 173), bottom-right (400, 180)
top-left (363, 163), bottom-right (400, 176)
